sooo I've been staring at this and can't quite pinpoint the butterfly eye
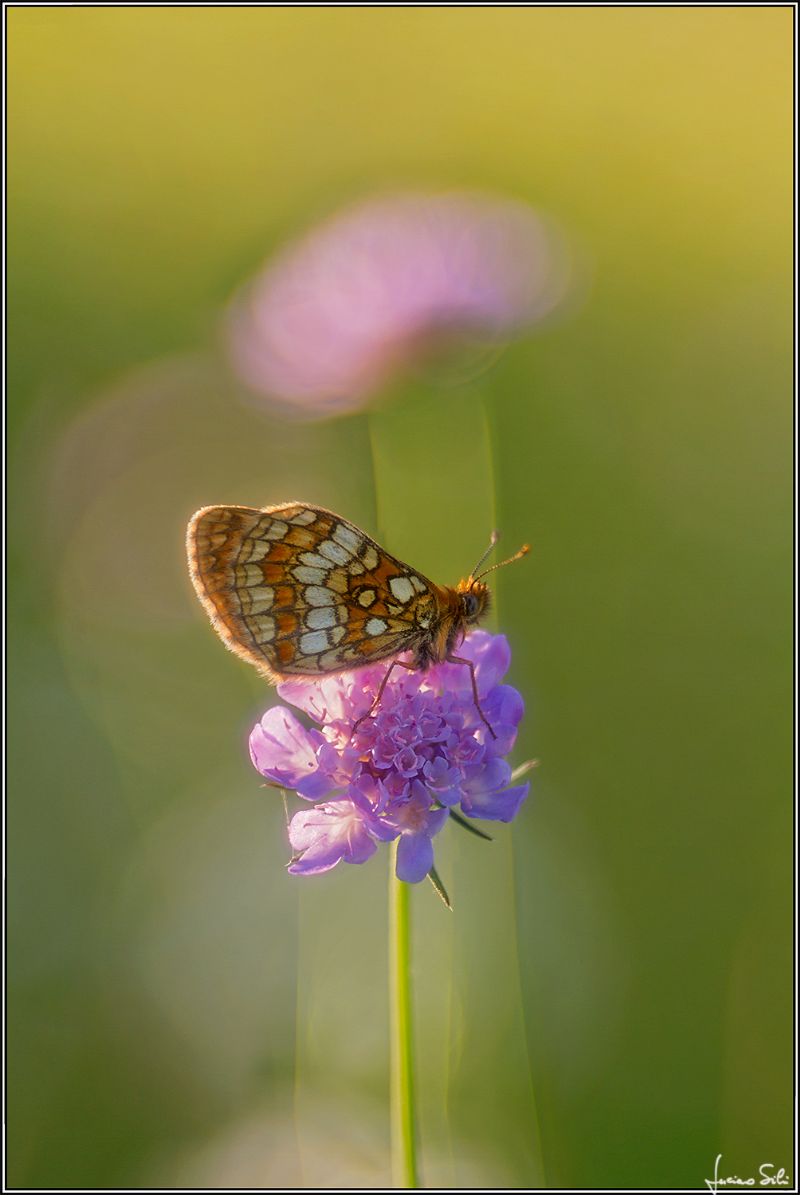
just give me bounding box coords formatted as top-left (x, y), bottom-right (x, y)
top-left (463, 592), bottom-right (479, 618)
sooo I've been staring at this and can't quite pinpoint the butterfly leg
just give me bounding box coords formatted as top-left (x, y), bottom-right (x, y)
top-left (446, 655), bottom-right (497, 739)
top-left (351, 658), bottom-right (416, 737)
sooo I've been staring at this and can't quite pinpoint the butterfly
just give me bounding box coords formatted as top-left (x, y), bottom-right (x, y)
top-left (186, 502), bottom-right (529, 735)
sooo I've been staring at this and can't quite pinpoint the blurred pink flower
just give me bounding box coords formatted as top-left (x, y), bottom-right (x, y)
top-left (227, 191), bottom-right (568, 418)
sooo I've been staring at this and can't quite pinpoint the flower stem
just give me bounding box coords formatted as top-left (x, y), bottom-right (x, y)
top-left (389, 844), bottom-right (419, 1188)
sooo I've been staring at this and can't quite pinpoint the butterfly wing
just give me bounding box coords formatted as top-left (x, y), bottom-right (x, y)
top-left (187, 502), bottom-right (443, 679)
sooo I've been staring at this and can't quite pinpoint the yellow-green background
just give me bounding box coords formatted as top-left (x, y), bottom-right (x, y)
top-left (7, 8), bottom-right (793, 1189)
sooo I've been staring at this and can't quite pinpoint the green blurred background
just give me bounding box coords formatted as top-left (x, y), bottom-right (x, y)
top-left (7, 8), bottom-right (793, 1190)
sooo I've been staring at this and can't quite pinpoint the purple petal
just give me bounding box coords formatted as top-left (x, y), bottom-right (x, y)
top-left (394, 746), bottom-right (422, 778)
top-left (278, 674), bottom-right (364, 725)
top-left (275, 677), bottom-right (333, 723)
top-left (449, 735), bottom-right (485, 769)
top-left (461, 630), bottom-right (512, 694)
top-left (314, 740), bottom-right (360, 789)
top-left (426, 805), bottom-right (451, 837)
top-left (480, 684), bottom-right (525, 754)
top-left (288, 800), bottom-right (378, 874)
top-left (396, 832), bottom-right (434, 883)
top-left (423, 755), bottom-right (462, 791)
top-left (428, 631), bottom-right (511, 698)
top-left (463, 757), bottom-right (512, 796)
top-left (382, 772), bottom-right (411, 803)
top-left (249, 707), bottom-right (332, 799)
top-left (365, 817), bottom-right (400, 844)
top-left (429, 785), bottom-right (461, 808)
top-left (348, 777), bottom-right (400, 839)
top-left (461, 781), bottom-right (530, 823)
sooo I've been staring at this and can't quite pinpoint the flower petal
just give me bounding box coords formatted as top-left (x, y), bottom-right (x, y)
top-left (461, 630), bottom-right (512, 694)
top-left (428, 630), bottom-right (511, 698)
top-left (462, 757), bottom-right (512, 796)
top-left (461, 781), bottom-right (530, 823)
top-left (249, 707), bottom-right (333, 799)
top-left (277, 675), bottom-right (349, 724)
top-left (396, 832), bottom-right (434, 883)
top-left (288, 800), bottom-right (377, 874)
top-left (426, 805), bottom-right (451, 837)
top-left (480, 684), bottom-right (525, 754)
top-left (431, 785), bottom-right (461, 808)
top-left (227, 192), bottom-right (564, 418)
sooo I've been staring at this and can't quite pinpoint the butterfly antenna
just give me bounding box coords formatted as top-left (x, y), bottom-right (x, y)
top-left (470, 530), bottom-right (500, 579)
top-left (475, 542), bottom-right (530, 580)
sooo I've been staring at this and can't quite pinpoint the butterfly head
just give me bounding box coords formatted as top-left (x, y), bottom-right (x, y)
top-left (456, 577), bottom-right (491, 625)
top-left (455, 532), bottom-right (531, 627)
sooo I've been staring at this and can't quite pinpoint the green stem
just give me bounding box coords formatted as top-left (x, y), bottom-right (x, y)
top-left (389, 844), bottom-right (419, 1188)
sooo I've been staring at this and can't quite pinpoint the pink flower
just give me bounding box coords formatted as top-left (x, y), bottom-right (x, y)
top-left (227, 191), bottom-right (567, 418)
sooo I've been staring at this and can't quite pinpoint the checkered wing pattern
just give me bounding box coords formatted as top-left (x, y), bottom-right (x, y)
top-left (187, 503), bottom-right (443, 678)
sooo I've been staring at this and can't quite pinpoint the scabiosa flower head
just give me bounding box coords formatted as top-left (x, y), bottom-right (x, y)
top-left (249, 630), bottom-right (530, 883)
top-left (227, 190), bottom-right (569, 418)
